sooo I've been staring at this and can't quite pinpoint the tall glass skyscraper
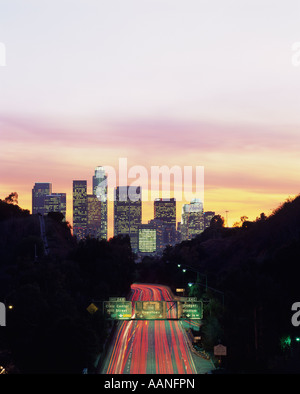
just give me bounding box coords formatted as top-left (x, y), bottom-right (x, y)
top-left (181, 199), bottom-right (204, 240)
top-left (93, 166), bottom-right (107, 240)
top-left (148, 218), bottom-right (164, 252)
top-left (73, 180), bottom-right (87, 240)
top-left (44, 193), bottom-right (67, 220)
top-left (87, 194), bottom-right (101, 239)
top-left (114, 186), bottom-right (142, 252)
top-left (138, 223), bottom-right (157, 254)
top-left (32, 183), bottom-right (67, 221)
top-left (153, 198), bottom-right (177, 246)
top-left (32, 182), bottom-right (52, 215)
top-left (154, 198), bottom-right (176, 226)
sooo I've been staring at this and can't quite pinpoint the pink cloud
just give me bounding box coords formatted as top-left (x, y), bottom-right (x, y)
top-left (1, 114), bottom-right (299, 155)
top-left (1, 113), bottom-right (299, 205)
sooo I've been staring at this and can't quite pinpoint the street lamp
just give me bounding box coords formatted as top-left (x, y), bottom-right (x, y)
top-left (177, 264), bottom-right (208, 291)
top-left (188, 282), bottom-right (224, 308)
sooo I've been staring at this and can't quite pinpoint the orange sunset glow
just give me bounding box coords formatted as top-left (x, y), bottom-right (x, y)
top-left (0, 117), bottom-right (299, 240)
top-left (1, 1), bottom-right (300, 239)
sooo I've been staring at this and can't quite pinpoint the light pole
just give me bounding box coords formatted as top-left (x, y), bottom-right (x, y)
top-left (177, 263), bottom-right (208, 292)
top-left (188, 282), bottom-right (224, 309)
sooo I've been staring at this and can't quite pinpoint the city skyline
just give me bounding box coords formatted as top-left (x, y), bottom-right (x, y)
top-left (1, 1), bottom-right (300, 240)
top-left (31, 171), bottom-right (215, 241)
top-left (31, 172), bottom-right (216, 248)
top-left (6, 156), bottom-right (300, 241)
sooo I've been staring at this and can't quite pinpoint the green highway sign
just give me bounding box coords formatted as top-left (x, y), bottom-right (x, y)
top-left (102, 299), bottom-right (203, 320)
top-left (179, 301), bottom-right (203, 319)
top-left (103, 301), bottom-right (132, 320)
top-left (135, 301), bottom-right (166, 320)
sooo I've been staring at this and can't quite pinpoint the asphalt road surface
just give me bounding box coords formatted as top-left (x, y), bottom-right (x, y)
top-left (100, 283), bottom-right (214, 374)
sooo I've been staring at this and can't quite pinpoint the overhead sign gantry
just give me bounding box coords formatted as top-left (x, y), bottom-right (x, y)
top-left (93, 297), bottom-right (203, 321)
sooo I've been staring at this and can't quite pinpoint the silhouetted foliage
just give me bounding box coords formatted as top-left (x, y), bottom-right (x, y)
top-left (210, 214), bottom-right (225, 228)
top-left (137, 194), bottom-right (300, 373)
top-left (47, 211), bottom-right (64, 223)
top-left (0, 193), bottom-right (30, 222)
top-left (71, 234), bottom-right (135, 300)
top-left (4, 192), bottom-right (18, 205)
top-left (0, 196), bottom-right (134, 373)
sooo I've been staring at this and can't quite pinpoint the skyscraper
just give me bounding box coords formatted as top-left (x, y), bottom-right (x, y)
top-left (86, 194), bottom-right (101, 239)
top-left (138, 223), bottom-right (157, 254)
top-left (154, 198), bottom-right (176, 226)
top-left (44, 193), bottom-right (67, 220)
top-left (153, 198), bottom-right (176, 246)
top-left (32, 182), bottom-right (52, 215)
top-left (73, 180), bottom-right (87, 240)
top-left (114, 186), bottom-right (142, 252)
top-left (181, 199), bottom-right (204, 241)
top-left (148, 218), bottom-right (164, 252)
top-left (92, 166), bottom-right (107, 240)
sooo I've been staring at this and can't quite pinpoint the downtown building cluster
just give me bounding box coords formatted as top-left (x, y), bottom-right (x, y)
top-left (32, 166), bottom-right (215, 256)
top-left (32, 182), bottom-right (66, 219)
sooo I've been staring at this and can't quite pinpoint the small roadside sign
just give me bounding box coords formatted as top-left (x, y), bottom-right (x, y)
top-left (87, 303), bottom-right (99, 315)
top-left (214, 344), bottom-right (227, 356)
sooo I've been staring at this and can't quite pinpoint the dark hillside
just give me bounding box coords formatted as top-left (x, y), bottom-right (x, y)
top-left (136, 195), bottom-right (300, 372)
top-left (0, 196), bottom-right (135, 373)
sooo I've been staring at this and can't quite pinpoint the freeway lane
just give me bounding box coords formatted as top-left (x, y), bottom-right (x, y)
top-left (99, 283), bottom-right (212, 374)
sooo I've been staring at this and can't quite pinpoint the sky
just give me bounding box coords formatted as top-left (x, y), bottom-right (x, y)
top-left (0, 0), bottom-right (300, 238)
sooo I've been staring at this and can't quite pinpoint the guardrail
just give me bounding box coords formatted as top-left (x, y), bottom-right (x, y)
top-left (186, 328), bottom-right (210, 360)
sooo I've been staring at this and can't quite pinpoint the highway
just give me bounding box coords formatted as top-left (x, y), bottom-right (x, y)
top-left (100, 283), bottom-right (214, 374)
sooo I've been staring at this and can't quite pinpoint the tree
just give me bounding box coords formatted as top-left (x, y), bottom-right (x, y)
top-left (4, 192), bottom-right (18, 205)
top-left (233, 215), bottom-right (249, 228)
top-left (240, 216), bottom-right (248, 224)
top-left (0, 193), bottom-right (29, 221)
top-left (256, 212), bottom-right (267, 222)
top-left (210, 215), bottom-right (225, 228)
top-left (47, 211), bottom-right (65, 223)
